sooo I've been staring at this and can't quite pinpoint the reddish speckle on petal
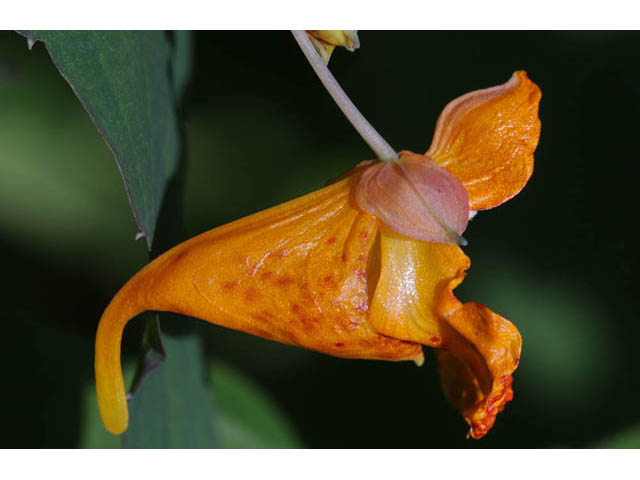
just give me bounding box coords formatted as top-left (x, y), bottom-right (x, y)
top-left (221, 281), bottom-right (237, 292)
top-left (430, 336), bottom-right (441, 344)
top-left (276, 276), bottom-right (294, 287)
top-left (335, 342), bottom-right (345, 347)
top-left (291, 304), bottom-right (300, 313)
top-left (244, 287), bottom-right (260, 303)
top-left (326, 236), bottom-right (336, 244)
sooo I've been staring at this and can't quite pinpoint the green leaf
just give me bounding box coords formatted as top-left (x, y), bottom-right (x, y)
top-left (18, 30), bottom-right (180, 248)
top-left (16, 30), bottom-right (217, 447)
top-left (171, 31), bottom-right (194, 102)
top-left (0, 49), bottom-right (148, 282)
top-left (211, 363), bottom-right (302, 448)
top-left (127, 314), bottom-right (167, 396)
top-left (125, 329), bottom-right (218, 448)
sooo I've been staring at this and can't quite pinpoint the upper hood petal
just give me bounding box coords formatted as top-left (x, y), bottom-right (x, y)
top-left (426, 71), bottom-right (541, 210)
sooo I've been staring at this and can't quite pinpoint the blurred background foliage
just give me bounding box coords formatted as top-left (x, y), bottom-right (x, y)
top-left (0, 30), bottom-right (639, 448)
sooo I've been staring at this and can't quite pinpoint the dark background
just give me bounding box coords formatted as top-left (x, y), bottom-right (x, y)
top-left (1, 31), bottom-right (638, 448)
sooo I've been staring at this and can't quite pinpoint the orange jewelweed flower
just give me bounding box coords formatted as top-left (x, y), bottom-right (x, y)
top-left (95, 71), bottom-right (541, 439)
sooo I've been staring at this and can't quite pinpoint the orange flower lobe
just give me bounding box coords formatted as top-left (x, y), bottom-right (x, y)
top-left (427, 70), bottom-right (541, 210)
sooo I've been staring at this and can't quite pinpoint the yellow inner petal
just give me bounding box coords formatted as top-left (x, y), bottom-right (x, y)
top-left (368, 225), bottom-right (470, 347)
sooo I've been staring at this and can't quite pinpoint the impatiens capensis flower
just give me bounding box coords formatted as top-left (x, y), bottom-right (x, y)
top-left (95, 70), bottom-right (541, 439)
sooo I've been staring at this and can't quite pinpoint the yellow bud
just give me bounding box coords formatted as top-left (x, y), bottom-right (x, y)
top-left (306, 30), bottom-right (360, 64)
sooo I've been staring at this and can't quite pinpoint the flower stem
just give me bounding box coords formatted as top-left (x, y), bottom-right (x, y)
top-left (291, 30), bottom-right (398, 163)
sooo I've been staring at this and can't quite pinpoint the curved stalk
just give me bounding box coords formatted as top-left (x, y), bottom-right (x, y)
top-left (291, 30), bottom-right (398, 163)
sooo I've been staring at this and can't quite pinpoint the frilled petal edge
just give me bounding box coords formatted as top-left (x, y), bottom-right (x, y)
top-left (436, 303), bottom-right (521, 439)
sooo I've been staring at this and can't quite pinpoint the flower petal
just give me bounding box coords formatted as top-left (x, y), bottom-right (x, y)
top-left (436, 303), bottom-right (521, 439)
top-left (368, 227), bottom-right (521, 438)
top-left (426, 71), bottom-right (541, 210)
top-left (368, 225), bottom-right (469, 347)
top-left (95, 169), bottom-right (422, 434)
top-left (355, 152), bottom-right (469, 244)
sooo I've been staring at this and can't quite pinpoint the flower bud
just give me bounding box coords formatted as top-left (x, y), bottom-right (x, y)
top-left (306, 30), bottom-right (360, 64)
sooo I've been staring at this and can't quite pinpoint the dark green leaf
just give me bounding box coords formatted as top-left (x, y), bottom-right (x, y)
top-left (211, 363), bottom-right (302, 448)
top-left (18, 30), bottom-right (180, 248)
top-left (16, 30), bottom-right (216, 447)
top-left (171, 31), bottom-right (194, 102)
top-left (125, 330), bottom-right (218, 448)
